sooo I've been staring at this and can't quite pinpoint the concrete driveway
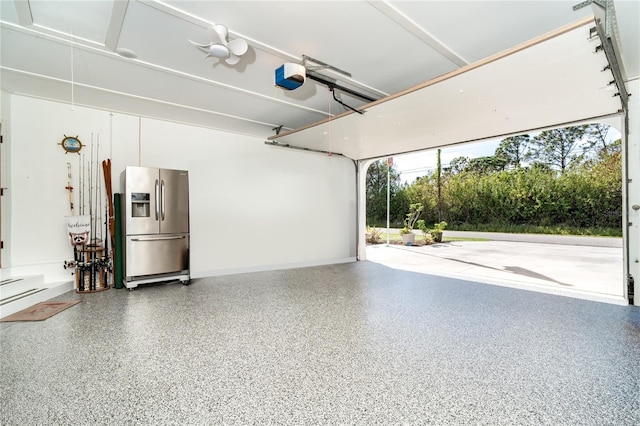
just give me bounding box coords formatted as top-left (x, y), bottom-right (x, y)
top-left (365, 231), bottom-right (626, 305)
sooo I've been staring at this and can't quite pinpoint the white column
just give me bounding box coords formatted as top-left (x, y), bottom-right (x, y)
top-left (357, 159), bottom-right (375, 261)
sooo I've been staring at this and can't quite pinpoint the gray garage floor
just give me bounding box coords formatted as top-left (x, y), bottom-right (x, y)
top-left (1, 260), bottom-right (639, 425)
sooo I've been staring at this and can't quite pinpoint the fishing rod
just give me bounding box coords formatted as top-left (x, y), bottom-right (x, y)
top-left (102, 158), bottom-right (114, 288)
top-left (88, 134), bottom-right (93, 245)
top-left (89, 133), bottom-right (95, 290)
top-left (80, 154), bottom-right (84, 215)
top-left (96, 133), bottom-right (102, 248)
top-left (95, 133), bottom-right (104, 290)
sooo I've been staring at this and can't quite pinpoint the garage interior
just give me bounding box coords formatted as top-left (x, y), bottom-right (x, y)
top-left (1, 1), bottom-right (639, 423)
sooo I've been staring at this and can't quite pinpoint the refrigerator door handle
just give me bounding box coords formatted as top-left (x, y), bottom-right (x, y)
top-left (161, 179), bottom-right (166, 221)
top-left (131, 235), bottom-right (187, 242)
top-left (154, 179), bottom-right (160, 221)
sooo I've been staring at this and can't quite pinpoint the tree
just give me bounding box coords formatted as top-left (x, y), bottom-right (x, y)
top-left (397, 124), bottom-right (622, 232)
top-left (495, 134), bottom-right (531, 169)
top-left (527, 126), bottom-right (590, 172)
top-left (366, 159), bottom-right (405, 225)
top-left (447, 156), bottom-right (470, 175)
top-left (584, 123), bottom-right (620, 159)
top-left (447, 155), bottom-right (506, 175)
top-left (466, 156), bottom-right (508, 174)
top-left (405, 174), bottom-right (439, 224)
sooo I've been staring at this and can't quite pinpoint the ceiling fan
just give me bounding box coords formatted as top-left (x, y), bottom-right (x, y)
top-left (189, 24), bottom-right (248, 65)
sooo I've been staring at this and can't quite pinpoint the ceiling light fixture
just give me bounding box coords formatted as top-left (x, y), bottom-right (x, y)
top-left (116, 48), bottom-right (137, 59)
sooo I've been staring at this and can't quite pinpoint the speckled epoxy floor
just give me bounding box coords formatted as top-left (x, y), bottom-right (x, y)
top-left (1, 261), bottom-right (639, 425)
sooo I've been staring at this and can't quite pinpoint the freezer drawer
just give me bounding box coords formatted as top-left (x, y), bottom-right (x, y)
top-left (125, 234), bottom-right (189, 279)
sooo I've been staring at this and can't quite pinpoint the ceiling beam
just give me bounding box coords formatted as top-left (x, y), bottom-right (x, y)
top-left (13, 0), bottom-right (33, 26)
top-left (366, 0), bottom-right (469, 68)
top-left (105, 0), bottom-right (129, 51)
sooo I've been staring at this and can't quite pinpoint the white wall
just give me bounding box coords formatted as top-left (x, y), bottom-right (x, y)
top-left (2, 95), bottom-right (356, 283)
top-left (1, 90), bottom-right (12, 269)
top-left (137, 117), bottom-right (357, 276)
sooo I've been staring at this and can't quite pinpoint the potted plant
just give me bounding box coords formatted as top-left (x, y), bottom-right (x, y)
top-left (430, 221), bottom-right (448, 243)
top-left (400, 203), bottom-right (423, 245)
top-left (416, 219), bottom-right (433, 244)
top-left (400, 226), bottom-right (415, 245)
top-left (366, 226), bottom-right (382, 244)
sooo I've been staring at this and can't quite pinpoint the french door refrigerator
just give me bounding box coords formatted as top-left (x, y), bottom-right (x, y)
top-left (121, 166), bottom-right (190, 289)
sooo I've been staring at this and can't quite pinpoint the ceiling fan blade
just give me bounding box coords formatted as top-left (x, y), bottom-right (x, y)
top-left (227, 38), bottom-right (248, 56)
top-left (207, 24), bottom-right (228, 45)
top-left (225, 54), bottom-right (242, 65)
top-left (188, 39), bottom-right (212, 49)
top-left (209, 44), bottom-right (230, 59)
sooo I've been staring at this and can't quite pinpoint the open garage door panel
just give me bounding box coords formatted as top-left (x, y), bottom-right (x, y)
top-left (270, 15), bottom-right (635, 305)
top-left (268, 16), bottom-right (623, 161)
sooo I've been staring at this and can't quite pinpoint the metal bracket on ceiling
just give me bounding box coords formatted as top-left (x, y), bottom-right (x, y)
top-left (264, 140), bottom-right (344, 157)
top-left (574, 0), bottom-right (630, 110)
top-left (300, 54), bottom-right (378, 114)
top-left (302, 55), bottom-right (352, 78)
top-left (573, 0), bottom-right (615, 38)
top-left (593, 19), bottom-right (630, 110)
top-left (305, 71), bottom-right (377, 115)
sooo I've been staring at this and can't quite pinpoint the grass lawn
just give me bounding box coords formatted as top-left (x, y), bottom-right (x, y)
top-left (373, 233), bottom-right (490, 244)
top-left (443, 236), bottom-right (491, 242)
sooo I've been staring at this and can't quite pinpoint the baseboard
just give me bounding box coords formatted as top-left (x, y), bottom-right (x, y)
top-left (192, 257), bottom-right (357, 279)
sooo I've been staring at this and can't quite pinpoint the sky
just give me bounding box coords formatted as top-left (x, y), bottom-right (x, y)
top-left (391, 138), bottom-right (500, 184)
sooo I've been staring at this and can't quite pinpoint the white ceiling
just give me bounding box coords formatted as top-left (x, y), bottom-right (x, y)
top-left (1, 1), bottom-right (638, 159)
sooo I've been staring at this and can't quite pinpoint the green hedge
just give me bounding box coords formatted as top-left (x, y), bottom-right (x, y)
top-left (408, 153), bottom-right (622, 230)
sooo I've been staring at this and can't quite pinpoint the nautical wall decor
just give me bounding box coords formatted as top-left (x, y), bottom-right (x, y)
top-left (59, 134), bottom-right (83, 154)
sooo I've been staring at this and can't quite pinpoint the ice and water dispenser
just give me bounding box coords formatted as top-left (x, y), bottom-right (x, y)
top-left (131, 193), bottom-right (150, 217)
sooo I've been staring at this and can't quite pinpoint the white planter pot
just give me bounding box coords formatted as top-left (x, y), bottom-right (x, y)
top-left (401, 233), bottom-right (415, 245)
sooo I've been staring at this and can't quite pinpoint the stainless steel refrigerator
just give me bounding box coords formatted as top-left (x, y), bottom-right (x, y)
top-left (121, 166), bottom-right (190, 289)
